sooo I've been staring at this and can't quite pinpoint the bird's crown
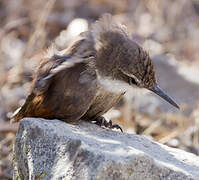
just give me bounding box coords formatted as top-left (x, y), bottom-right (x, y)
top-left (90, 14), bottom-right (156, 89)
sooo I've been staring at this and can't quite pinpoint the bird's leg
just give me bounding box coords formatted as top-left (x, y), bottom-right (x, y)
top-left (93, 116), bottom-right (123, 132)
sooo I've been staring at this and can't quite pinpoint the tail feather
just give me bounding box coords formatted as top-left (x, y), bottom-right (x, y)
top-left (10, 107), bottom-right (23, 123)
top-left (10, 94), bottom-right (35, 123)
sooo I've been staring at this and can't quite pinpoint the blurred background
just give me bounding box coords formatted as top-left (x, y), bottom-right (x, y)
top-left (1, 0), bottom-right (199, 179)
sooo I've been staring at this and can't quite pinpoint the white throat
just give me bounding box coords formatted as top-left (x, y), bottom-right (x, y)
top-left (97, 74), bottom-right (133, 93)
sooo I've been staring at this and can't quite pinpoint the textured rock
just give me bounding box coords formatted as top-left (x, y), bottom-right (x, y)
top-left (13, 118), bottom-right (199, 180)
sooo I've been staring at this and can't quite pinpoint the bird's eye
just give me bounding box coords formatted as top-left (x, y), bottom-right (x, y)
top-left (128, 77), bottom-right (138, 85)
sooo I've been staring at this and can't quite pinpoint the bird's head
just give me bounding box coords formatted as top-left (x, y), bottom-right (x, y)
top-left (91, 14), bottom-right (179, 109)
top-left (118, 41), bottom-right (179, 109)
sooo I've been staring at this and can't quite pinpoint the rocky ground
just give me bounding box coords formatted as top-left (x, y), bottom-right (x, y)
top-left (13, 118), bottom-right (199, 180)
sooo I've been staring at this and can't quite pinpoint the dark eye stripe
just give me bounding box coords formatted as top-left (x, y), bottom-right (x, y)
top-left (128, 77), bottom-right (138, 85)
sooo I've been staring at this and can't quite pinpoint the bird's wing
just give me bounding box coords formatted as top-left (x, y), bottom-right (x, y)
top-left (32, 37), bottom-right (95, 95)
top-left (32, 55), bottom-right (87, 95)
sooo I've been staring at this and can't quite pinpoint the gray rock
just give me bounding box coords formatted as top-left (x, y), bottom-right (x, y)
top-left (13, 118), bottom-right (199, 180)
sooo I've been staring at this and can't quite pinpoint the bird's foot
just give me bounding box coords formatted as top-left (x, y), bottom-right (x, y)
top-left (93, 116), bottom-right (123, 132)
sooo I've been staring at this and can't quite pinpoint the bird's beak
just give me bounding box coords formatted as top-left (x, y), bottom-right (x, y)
top-left (149, 84), bottom-right (180, 109)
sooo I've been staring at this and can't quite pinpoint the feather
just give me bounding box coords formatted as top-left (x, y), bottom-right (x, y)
top-left (91, 14), bottom-right (129, 51)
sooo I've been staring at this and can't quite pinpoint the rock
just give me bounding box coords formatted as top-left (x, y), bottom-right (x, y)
top-left (13, 118), bottom-right (199, 180)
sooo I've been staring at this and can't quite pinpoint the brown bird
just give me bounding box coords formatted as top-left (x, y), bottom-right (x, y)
top-left (11, 14), bottom-right (179, 131)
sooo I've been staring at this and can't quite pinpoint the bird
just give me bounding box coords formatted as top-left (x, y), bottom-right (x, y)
top-left (11, 14), bottom-right (179, 131)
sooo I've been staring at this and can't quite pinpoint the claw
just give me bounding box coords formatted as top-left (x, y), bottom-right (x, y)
top-left (93, 117), bottom-right (123, 132)
top-left (110, 124), bottom-right (123, 133)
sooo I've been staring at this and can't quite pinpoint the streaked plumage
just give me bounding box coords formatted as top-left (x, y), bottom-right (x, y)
top-left (11, 14), bottom-right (179, 127)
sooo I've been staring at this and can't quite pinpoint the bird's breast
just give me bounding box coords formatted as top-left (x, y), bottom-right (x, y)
top-left (84, 84), bottom-right (124, 119)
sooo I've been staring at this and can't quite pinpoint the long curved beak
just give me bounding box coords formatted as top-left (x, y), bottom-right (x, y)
top-left (149, 84), bottom-right (180, 109)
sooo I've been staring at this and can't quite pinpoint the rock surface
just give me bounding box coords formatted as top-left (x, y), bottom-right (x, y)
top-left (13, 118), bottom-right (199, 180)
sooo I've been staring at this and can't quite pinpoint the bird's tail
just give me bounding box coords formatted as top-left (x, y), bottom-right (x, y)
top-left (10, 94), bottom-right (35, 123)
